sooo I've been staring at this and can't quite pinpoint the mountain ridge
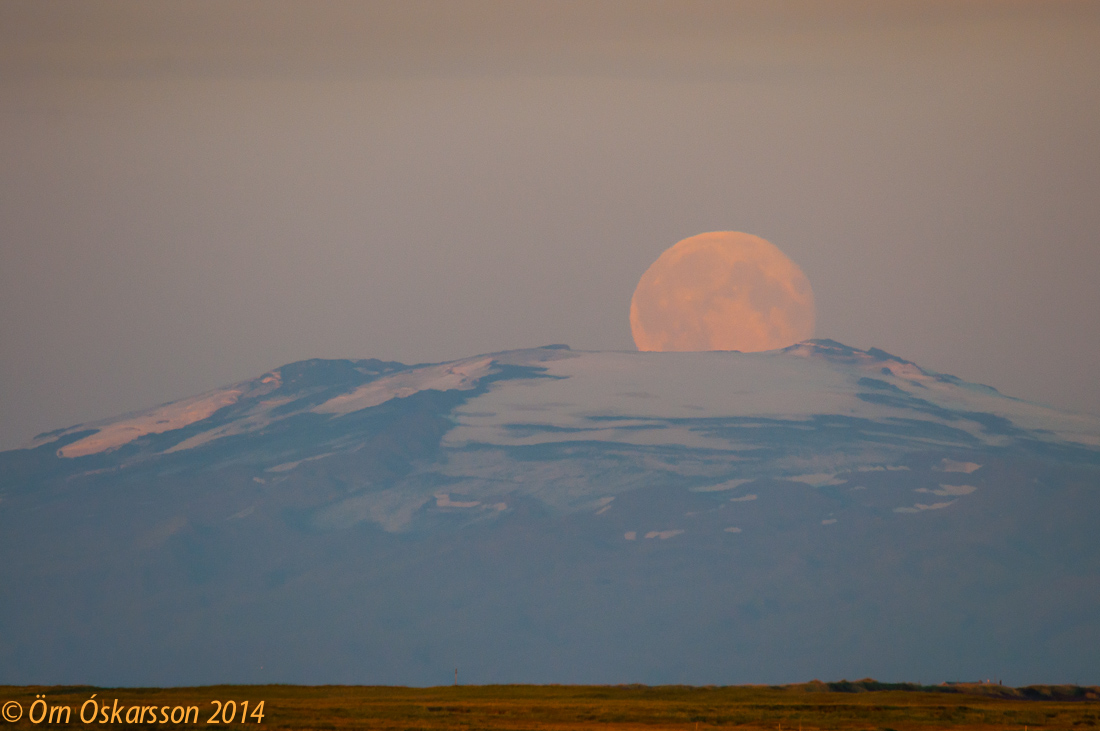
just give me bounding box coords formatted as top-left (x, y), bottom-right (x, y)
top-left (18, 339), bottom-right (1096, 460)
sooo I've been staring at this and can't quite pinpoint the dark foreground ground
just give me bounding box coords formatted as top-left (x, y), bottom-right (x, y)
top-left (1, 681), bottom-right (1098, 730)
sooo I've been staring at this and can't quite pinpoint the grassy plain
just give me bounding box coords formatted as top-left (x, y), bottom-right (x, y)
top-left (2, 682), bottom-right (1098, 730)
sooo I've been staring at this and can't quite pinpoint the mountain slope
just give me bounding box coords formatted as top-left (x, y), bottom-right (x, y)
top-left (2, 341), bottom-right (1098, 686)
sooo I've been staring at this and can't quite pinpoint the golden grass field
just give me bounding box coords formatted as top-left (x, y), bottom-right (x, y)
top-left (2, 681), bottom-right (1098, 730)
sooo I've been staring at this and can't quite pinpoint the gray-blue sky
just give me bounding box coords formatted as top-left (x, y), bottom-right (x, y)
top-left (1, 0), bottom-right (1098, 450)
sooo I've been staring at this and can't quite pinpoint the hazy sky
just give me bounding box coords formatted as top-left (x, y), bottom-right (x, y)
top-left (2, 1), bottom-right (1099, 450)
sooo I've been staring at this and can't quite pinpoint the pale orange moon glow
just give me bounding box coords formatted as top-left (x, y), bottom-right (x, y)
top-left (630, 231), bottom-right (815, 352)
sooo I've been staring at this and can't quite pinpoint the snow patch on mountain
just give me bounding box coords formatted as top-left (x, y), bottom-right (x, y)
top-left (444, 345), bottom-right (1100, 461)
top-left (645, 530), bottom-right (684, 540)
top-left (434, 493), bottom-right (481, 508)
top-left (164, 394), bottom-right (299, 453)
top-left (691, 478), bottom-right (753, 492)
top-left (314, 357), bottom-right (495, 415)
top-left (57, 387), bottom-right (244, 458)
top-left (938, 458), bottom-right (982, 473)
top-left (32, 371), bottom-right (284, 458)
top-left (917, 484), bottom-right (977, 496)
top-left (787, 473), bottom-right (848, 487)
top-left (895, 500), bottom-right (957, 513)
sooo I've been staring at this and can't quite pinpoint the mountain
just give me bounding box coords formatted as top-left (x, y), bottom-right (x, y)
top-left (2, 340), bottom-right (1099, 686)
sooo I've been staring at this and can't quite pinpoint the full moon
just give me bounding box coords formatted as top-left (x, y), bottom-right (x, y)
top-left (630, 231), bottom-right (815, 352)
